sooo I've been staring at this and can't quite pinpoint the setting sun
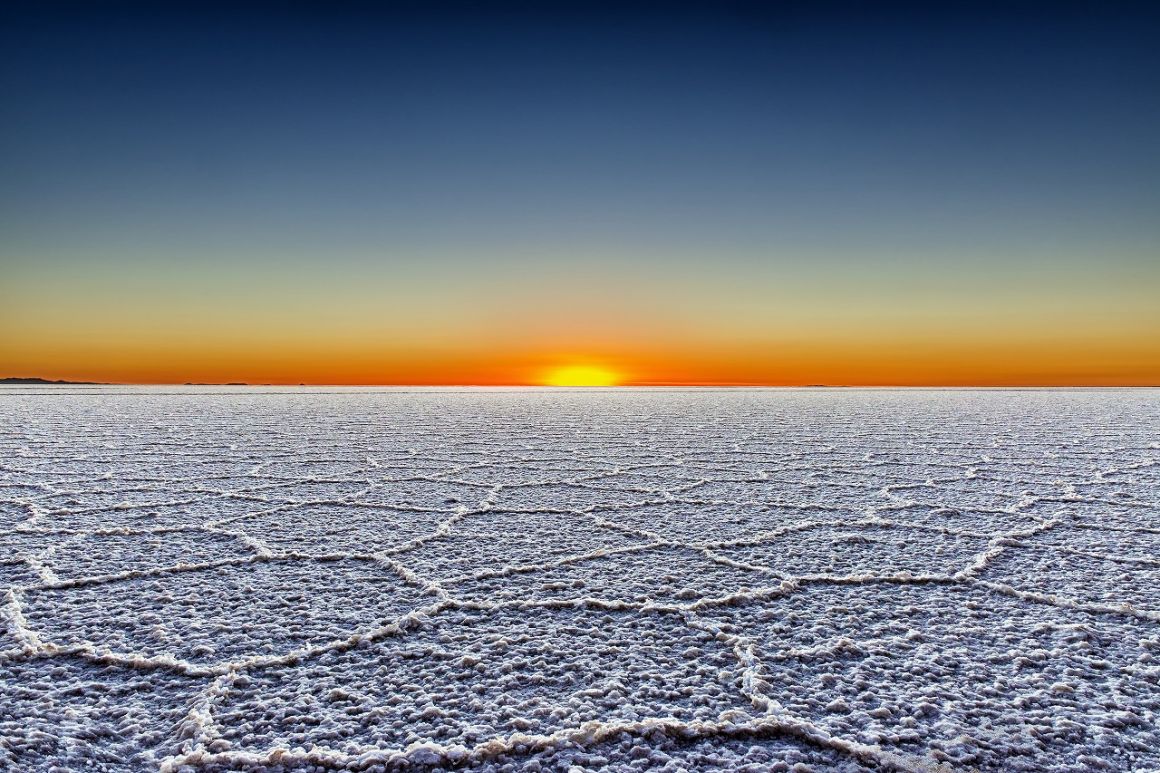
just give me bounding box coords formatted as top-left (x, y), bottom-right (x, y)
top-left (542, 365), bottom-right (621, 387)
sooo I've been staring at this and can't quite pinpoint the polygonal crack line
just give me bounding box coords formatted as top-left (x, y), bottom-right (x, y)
top-left (965, 576), bottom-right (1160, 622)
top-left (1069, 494), bottom-right (1159, 509)
top-left (421, 461), bottom-right (505, 481)
top-left (1002, 539), bottom-right (1160, 569)
top-left (689, 519), bottom-right (1021, 582)
top-left (201, 523), bottom-right (276, 559)
top-left (700, 546), bottom-right (786, 577)
top-left (670, 495), bottom-right (853, 519)
top-left (157, 713), bottom-right (940, 773)
top-left (684, 607), bottom-right (951, 773)
top-left (172, 666), bottom-right (310, 759)
top-left (380, 498), bottom-right (647, 576)
top-left (372, 552), bottom-right (451, 602)
top-left (688, 518), bottom-right (849, 551)
top-left (960, 508), bottom-right (1160, 580)
top-left (373, 502), bottom-right (482, 561)
top-left (951, 514), bottom-right (1067, 581)
top-left (489, 478), bottom-right (668, 508)
top-left (216, 499), bottom-right (472, 561)
top-left (19, 591), bottom-right (455, 680)
top-left (16, 533), bottom-right (74, 584)
top-left (681, 607), bottom-right (771, 716)
top-left (13, 521), bottom-right (210, 538)
top-left (230, 476), bottom-right (361, 496)
top-left (159, 600), bottom-right (931, 773)
top-left (692, 516), bottom-right (1003, 553)
top-left (30, 553), bottom-right (268, 592)
top-left (8, 523), bottom-right (279, 588)
top-left (203, 501), bottom-right (306, 530)
top-left (550, 474), bottom-right (664, 496)
top-left (9, 553), bottom-right (442, 670)
top-left (583, 506), bottom-right (672, 543)
top-left (41, 493), bottom-right (237, 519)
top-left (1074, 521), bottom-right (1160, 537)
top-left (372, 503), bottom-right (1045, 600)
top-left (853, 516), bottom-right (997, 540)
top-left (4, 499), bottom-right (42, 531)
top-left (438, 572), bottom-right (969, 622)
top-left (1, 587), bottom-right (46, 655)
top-left (651, 476), bottom-right (712, 497)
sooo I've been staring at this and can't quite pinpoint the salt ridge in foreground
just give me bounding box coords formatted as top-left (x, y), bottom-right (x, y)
top-left (0, 388), bottom-right (1157, 771)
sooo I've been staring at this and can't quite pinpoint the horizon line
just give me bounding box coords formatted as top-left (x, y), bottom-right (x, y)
top-left (3, 378), bottom-right (1158, 390)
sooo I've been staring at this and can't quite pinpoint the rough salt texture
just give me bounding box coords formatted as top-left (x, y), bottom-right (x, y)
top-left (208, 606), bottom-right (748, 755)
top-left (0, 657), bottom-right (204, 771)
top-left (1, 386), bottom-right (1158, 772)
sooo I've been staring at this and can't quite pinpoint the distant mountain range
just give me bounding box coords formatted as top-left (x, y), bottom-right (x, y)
top-left (0, 377), bottom-right (104, 384)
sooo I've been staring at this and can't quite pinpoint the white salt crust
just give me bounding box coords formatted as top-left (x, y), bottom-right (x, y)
top-left (0, 386), bottom-right (1157, 771)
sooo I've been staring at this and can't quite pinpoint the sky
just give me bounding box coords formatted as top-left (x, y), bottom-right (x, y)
top-left (2, 2), bottom-right (1158, 386)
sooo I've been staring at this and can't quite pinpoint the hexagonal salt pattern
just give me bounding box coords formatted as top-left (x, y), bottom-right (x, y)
top-left (0, 386), bottom-right (1157, 771)
top-left (206, 606), bottom-right (749, 755)
top-left (697, 582), bottom-right (1160, 771)
top-left (22, 557), bottom-right (435, 666)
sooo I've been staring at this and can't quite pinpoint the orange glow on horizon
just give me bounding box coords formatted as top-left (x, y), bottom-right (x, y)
top-left (4, 307), bottom-right (1160, 388)
top-left (541, 365), bottom-right (622, 387)
top-left (4, 340), bottom-right (1160, 387)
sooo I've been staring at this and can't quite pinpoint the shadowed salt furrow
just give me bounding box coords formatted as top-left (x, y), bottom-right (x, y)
top-left (0, 386), bottom-right (1158, 771)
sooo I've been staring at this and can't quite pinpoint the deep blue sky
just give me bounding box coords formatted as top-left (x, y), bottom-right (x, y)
top-left (5, 2), bottom-right (1158, 248)
top-left (2, 2), bottom-right (1159, 384)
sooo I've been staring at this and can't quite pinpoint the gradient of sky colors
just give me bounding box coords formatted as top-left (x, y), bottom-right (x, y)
top-left (2, 2), bottom-right (1158, 385)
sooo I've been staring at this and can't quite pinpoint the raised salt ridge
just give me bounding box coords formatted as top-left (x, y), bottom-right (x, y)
top-left (0, 386), bottom-right (1157, 771)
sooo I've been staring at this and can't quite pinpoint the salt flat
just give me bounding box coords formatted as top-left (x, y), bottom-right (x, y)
top-left (1, 387), bottom-right (1158, 772)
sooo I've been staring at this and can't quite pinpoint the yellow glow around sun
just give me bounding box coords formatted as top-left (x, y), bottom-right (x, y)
top-left (543, 365), bottom-right (621, 387)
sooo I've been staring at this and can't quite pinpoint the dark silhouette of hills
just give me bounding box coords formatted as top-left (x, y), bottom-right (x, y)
top-left (0, 377), bottom-right (104, 384)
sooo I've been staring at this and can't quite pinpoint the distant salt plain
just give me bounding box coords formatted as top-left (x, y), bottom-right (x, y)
top-left (1, 387), bottom-right (1158, 772)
